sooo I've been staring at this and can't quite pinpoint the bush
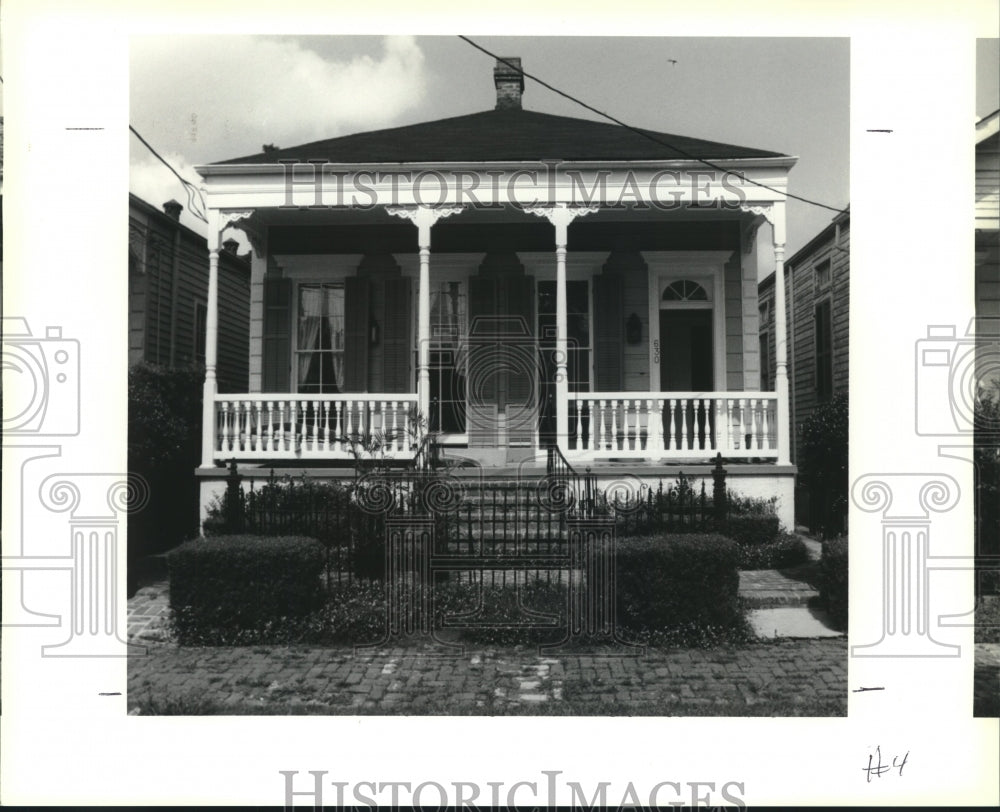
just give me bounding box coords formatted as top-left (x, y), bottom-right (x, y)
top-left (128, 363), bottom-right (204, 574)
top-left (614, 533), bottom-right (751, 646)
top-left (168, 535), bottom-right (325, 645)
top-left (721, 515), bottom-right (781, 546)
top-left (737, 533), bottom-right (810, 570)
top-left (975, 387), bottom-right (1000, 595)
top-left (819, 536), bottom-right (848, 630)
top-left (798, 392), bottom-right (849, 538)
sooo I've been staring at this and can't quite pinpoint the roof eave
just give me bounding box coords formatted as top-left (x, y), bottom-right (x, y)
top-left (196, 155), bottom-right (798, 178)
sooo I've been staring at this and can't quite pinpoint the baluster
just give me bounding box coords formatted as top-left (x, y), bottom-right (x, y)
top-left (368, 400), bottom-right (375, 439)
top-left (262, 401), bottom-right (271, 452)
top-left (291, 401), bottom-right (300, 450)
top-left (628, 399), bottom-right (637, 451)
top-left (759, 398), bottom-right (769, 450)
top-left (646, 398), bottom-right (663, 454)
top-left (567, 398), bottom-right (585, 450)
top-left (748, 398), bottom-right (758, 449)
top-left (762, 398), bottom-right (771, 451)
top-left (610, 399), bottom-right (620, 451)
top-left (345, 400), bottom-right (355, 443)
top-left (738, 399), bottom-right (747, 451)
top-left (321, 401), bottom-right (330, 452)
top-left (596, 400), bottom-right (605, 450)
top-left (679, 398), bottom-right (688, 451)
top-left (388, 402), bottom-right (397, 451)
top-left (334, 402), bottom-right (343, 452)
top-left (665, 399), bottom-right (675, 451)
top-left (713, 398), bottom-right (723, 452)
top-left (251, 401), bottom-right (260, 452)
top-left (700, 398), bottom-right (709, 450)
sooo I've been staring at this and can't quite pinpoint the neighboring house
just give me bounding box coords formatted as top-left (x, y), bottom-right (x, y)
top-left (759, 208), bottom-right (849, 533)
top-left (128, 193), bottom-right (250, 391)
top-left (193, 57), bottom-right (799, 529)
top-left (976, 108), bottom-right (999, 385)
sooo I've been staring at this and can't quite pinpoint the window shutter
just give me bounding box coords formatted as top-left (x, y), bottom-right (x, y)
top-left (262, 276), bottom-right (291, 392)
top-left (467, 275), bottom-right (497, 400)
top-left (502, 275), bottom-right (535, 403)
top-left (343, 276), bottom-right (370, 392)
top-left (593, 273), bottom-right (623, 391)
top-left (382, 276), bottom-right (412, 393)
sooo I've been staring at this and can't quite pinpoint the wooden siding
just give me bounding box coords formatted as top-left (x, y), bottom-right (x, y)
top-left (976, 131), bottom-right (1000, 231)
top-left (127, 197), bottom-right (250, 392)
top-left (760, 218), bottom-right (850, 463)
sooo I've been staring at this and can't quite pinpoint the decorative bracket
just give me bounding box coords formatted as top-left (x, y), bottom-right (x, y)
top-left (524, 203), bottom-right (600, 245)
top-left (218, 209), bottom-right (263, 257)
top-left (385, 205), bottom-right (465, 246)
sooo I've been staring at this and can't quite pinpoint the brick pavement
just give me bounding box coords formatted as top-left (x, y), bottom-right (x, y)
top-left (127, 637), bottom-right (849, 715)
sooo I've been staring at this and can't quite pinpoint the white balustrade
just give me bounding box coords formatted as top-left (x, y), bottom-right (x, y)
top-left (212, 394), bottom-right (420, 461)
top-left (567, 392), bottom-right (780, 460)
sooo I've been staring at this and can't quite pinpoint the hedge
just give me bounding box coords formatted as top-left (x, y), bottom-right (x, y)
top-left (721, 515), bottom-right (781, 546)
top-left (737, 533), bottom-right (810, 570)
top-left (614, 533), bottom-right (749, 646)
top-left (167, 535), bottom-right (325, 644)
top-left (819, 536), bottom-right (848, 630)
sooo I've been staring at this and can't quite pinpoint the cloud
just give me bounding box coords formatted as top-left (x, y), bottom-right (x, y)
top-left (129, 35), bottom-right (426, 248)
top-left (129, 35), bottom-right (427, 165)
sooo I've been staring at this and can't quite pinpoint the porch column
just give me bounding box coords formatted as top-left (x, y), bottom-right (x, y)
top-left (772, 201), bottom-right (791, 465)
top-left (201, 209), bottom-right (221, 467)
top-left (386, 206), bottom-right (464, 426)
top-left (527, 204), bottom-right (598, 447)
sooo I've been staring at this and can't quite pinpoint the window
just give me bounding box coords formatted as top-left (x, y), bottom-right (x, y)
top-left (759, 299), bottom-right (772, 327)
top-left (296, 283), bottom-right (345, 393)
top-left (815, 298), bottom-right (833, 401)
top-left (428, 281), bottom-right (467, 433)
top-left (814, 259), bottom-right (831, 292)
top-left (194, 300), bottom-right (207, 366)
top-left (760, 331), bottom-right (771, 391)
top-left (538, 280), bottom-right (591, 392)
top-left (662, 279), bottom-right (708, 302)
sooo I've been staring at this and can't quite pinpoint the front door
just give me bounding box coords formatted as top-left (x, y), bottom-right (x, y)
top-left (467, 274), bottom-right (537, 448)
top-left (659, 309), bottom-right (713, 447)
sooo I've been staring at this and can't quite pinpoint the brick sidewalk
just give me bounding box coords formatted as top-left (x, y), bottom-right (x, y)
top-left (127, 638), bottom-right (848, 715)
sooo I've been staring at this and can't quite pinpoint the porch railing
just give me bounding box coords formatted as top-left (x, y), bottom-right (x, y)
top-left (567, 392), bottom-right (779, 460)
top-left (212, 393), bottom-right (420, 461)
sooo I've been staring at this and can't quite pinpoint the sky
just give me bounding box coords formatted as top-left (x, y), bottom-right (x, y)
top-left (127, 34), bottom-right (997, 259)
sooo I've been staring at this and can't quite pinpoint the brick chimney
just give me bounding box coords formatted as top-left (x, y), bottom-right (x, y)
top-left (222, 238), bottom-right (240, 255)
top-left (494, 57), bottom-right (524, 111)
top-left (162, 199), bottom-right (182, 221)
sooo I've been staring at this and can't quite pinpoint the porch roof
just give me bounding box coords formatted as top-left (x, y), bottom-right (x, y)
top-left (212, 108), bottom-right (788, 166)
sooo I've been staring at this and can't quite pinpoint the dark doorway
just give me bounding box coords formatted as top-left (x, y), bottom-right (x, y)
top-left (659, 309), bottom-right (714, 449)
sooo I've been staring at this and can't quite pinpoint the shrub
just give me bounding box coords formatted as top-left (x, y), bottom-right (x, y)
top-left (798, 391), bottom-right (849, 538)
top-left (168, 535), bottom-right (325, 645)
top-left (975, 386), bottom-right (1000, 595)
top-left (819, 536), bottom-right (848, 630)
top-left (737, 533), bottom-right (810, 570)
top-left (613, 533), bottom-right (750, 646)
top-left (128, 363), bottom-right (204, 572)
top-left (727, 493), bottom-right (778, 517)
top-left (721, 515), bottom-right (781, 546)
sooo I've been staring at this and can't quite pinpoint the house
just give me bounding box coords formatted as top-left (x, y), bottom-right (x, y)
top-left (128, 193), bottom-right (250, 390)
top-left (976, 108), bottom-right (999, 384)
top-left (758, 208), bottom-right (849, 532)
top-left (193, 57), bottom-right (798, 529)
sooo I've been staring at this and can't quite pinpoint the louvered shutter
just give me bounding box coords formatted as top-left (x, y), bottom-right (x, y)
top-left (343, 276), bottom-right (370, 392)
top-left (593, 273), bottom-right (623, 391)
top-left (382, 276), bottom-right (412, 393)
top-left (467, 275), bottom-right (497, 400)
top-left (502, 275), bottom-right (535, 444)
top-left (262, 276), bottom-right (291, 392)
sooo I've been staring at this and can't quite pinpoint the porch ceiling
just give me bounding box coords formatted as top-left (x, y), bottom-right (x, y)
top-left (254, 204), bottom-right (753, 254)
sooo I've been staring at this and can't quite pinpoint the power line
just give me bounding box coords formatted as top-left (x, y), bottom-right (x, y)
top-left (458, 35), bottom-right (847, 216)
top-left (129, 124), bottom-right (208, 223)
